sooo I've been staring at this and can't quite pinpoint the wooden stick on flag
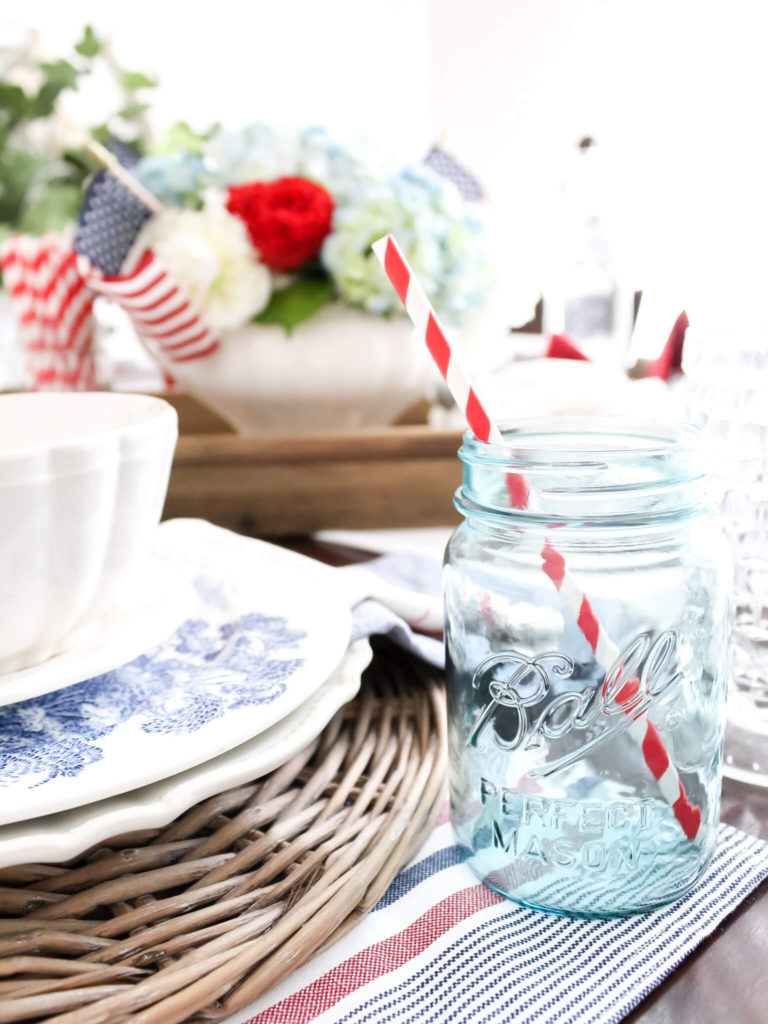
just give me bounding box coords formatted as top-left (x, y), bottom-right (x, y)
top-left (86, 140), bottom-right (165, 214)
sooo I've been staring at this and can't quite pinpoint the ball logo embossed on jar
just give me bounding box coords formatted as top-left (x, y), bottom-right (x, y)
top-left (468, 629), bottom-right (683, 776)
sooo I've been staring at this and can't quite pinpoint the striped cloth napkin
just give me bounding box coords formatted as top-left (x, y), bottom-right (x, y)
top-left (227, 818), bottom-right (768, 1024)
top-left (224, 549), bottom-right (768, 1023)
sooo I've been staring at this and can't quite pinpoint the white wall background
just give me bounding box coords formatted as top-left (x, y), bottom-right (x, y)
top-left (5, 0), bottom-right (768, 335)
top-left (2, 0), bottom-right (433, 159)
top-left (428, 0), bottom-right (768, 332)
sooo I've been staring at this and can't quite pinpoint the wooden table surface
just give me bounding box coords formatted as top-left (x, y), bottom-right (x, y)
top-left (286, 534), bottom-right (768, 1024)
top-left (627, 777), bottom-right (768, 1024)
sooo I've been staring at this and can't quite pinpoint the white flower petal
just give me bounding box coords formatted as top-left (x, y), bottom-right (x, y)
top-left (133, 199), bottom-right (272, 331)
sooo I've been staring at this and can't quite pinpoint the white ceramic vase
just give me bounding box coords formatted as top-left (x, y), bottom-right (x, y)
top-left (149, 304), bottom-right (433, 435)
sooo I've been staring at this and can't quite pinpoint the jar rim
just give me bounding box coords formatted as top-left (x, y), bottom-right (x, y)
top-left (460, 416), bottom-right (702, 466)
top-left (456, 416), bottom-right (710, 526)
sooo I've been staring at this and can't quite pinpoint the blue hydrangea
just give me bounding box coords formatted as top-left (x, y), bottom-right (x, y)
top-left (322, 164), bottom-right (489, 325)
top-left (206, 123), bottom-right (301, 185)
top-left (137, 124), bottom-right (489, 325)
top-left (136, 152), bottom-right (217, 206)
top-left (293, 126), bottom-right (391, 206)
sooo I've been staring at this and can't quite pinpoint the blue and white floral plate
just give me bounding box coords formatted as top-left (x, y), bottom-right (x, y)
top-left (0, 518), bottom-right (351, 826)
top-left (0, 640), bottom-right (370, 869)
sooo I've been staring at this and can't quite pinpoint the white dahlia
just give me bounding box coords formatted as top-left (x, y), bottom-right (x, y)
top-left (135, 193), bottom-right (271, 331)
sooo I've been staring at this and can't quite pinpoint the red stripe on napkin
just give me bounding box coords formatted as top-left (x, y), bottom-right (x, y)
top-left (249, 883), bottom-right (503, 1024)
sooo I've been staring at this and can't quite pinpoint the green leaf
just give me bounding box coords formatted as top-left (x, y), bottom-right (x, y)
top-left (121, 70), bottom-right (157, 91)
top-left (153, 121), bottom-right (206, 155)
top-left (90, 123), bottom-right (112, 144)
top-left (0, 83), bottom-right (29, 119)
top-left (62, 147), bottom-right (94, 173)
top-left (39, 59), bottom-right (80, 90)
top-left (150, 121), bottom-right (220, 156)
top-left (74, 25), bottom-right (102, 58)
top-left (31, 84), bottom-right (59, 119)
top-left (19, 183), bottom-right (83, 234)
top-left (253, 277), bottom-right (335, 336)
top-left (33, 60), bottom-right (82, 118)
top-left (0, 148), bottom-right (46, 224)
top-left (117, 101), bottom-right (150, 120)
top-left (178, 191), bottom-right (204, 210)
top-left (0, 83), bottom-right (30, 141)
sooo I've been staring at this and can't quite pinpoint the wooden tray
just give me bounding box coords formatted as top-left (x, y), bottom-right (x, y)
top-left (161, 395), bottom-right (463, 536)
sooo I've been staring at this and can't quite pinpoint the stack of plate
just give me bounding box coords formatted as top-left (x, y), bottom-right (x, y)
top-left (0, 517), bottom-right (361, 869)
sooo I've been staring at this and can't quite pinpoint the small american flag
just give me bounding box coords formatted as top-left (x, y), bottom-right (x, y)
top-left (75, 170), bottom-right (152, 277)
top-left (0, 232), bottom-right (97, 390)
top-left (74, 165), bottom-right (220, 364)
top-left (424, 145), bottom-right (484, 201)
top-left (80, 249), bottom-right (220, 363)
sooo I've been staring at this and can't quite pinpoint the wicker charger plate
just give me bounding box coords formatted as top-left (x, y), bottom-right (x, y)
top-left (0, 641), bottom-right (447, 1024)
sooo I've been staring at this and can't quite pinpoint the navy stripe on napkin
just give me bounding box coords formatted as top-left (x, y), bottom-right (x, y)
top-left (375, 846), bottom-right (466, 911)
top-left (339, 824), bottom-right (768, 1024)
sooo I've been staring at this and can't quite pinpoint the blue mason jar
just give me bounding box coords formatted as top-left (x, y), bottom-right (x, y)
top-left (444, 417), bottom-right (732, 917)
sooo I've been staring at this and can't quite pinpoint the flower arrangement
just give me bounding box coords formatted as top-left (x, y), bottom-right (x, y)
top-left (130, 124), bottom-right (489, 336)
top-left (0, 25), bottom-right (158, 244)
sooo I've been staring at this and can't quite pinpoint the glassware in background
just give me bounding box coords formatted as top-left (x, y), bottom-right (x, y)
top-left (685, 332), bottom-right (768, 784)
top-left (542, 138), bottom-right (635, 368)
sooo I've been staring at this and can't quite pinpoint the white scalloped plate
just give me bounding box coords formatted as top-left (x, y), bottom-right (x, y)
top-left (0, 548), bottom-right (191, 707)
top-left (0, 641), bottom-right (369, 869)
top-left (0, 519), bottom-right (351, 826)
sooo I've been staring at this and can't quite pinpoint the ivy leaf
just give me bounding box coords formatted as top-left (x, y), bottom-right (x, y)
top-left (0, 83), bottom-right (30, 141)
top-left (0, 149), bottom-right (46, 223)
top-left (19, 184), bottom-right (83, 234)
top-left (39, 60), bottom-right (80, 90)
top-left (74, 25), bottom-right (101, 58)
top-left (253, 277), bottom-right (334, 336)
top-left (90, 123), bottom-right (112, 144)
top-left (62, 147), bottom-right (93, 173)
top-left (178, 191), bottom-right (204, 210)
top-left (154, 121), bottom-right (207, 155)
top-left (117, 102), bottom-right (150, 120)
top-left (34, 60), bottom-right (82, 117)
top-left (121, 70), bottom-right (157, 91)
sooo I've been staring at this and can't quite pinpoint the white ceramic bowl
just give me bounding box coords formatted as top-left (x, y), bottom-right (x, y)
top-left (141, 303), bottom-right (433, 435)
top-left (0, 393), bottom-right (177, 674)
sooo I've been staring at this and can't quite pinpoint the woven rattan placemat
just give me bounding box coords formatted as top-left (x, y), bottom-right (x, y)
top-left (0, 640), bottom-right (446, 1024)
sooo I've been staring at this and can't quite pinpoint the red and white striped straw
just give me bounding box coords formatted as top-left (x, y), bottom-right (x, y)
top-left (540, 543), bottom-right (701, 840)
top-left (373, 233), bottom-right (701, 842)
top-left (371, 236), bottom-right (503, 446)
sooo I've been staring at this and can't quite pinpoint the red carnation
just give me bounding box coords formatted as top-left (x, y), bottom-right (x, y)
top-left (226, 176), bottom-right (335, 271)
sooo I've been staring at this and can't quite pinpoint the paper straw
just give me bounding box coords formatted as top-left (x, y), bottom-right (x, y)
top-left (372, 233), bottom-right (701, 842)
top-left (372, 236), bottom-right (502, 445)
